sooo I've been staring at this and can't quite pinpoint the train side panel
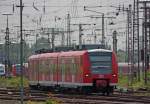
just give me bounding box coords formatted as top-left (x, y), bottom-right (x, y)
top-left (111, 52), bottom-right (118, 85)
top-left (28, 59), bottom-right (39, 85)
top-left (58, 52), bottom-right (86, 87)
top-left (38, 53), bottom-right (59, 86)
top-left (82, 52), bottom-right (92, 84)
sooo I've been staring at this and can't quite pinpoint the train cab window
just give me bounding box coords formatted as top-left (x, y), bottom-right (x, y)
top-left (89, 52), bottom-right (112, 74)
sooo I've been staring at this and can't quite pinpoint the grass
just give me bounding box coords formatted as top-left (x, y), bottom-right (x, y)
top-left (118, 72), bottom-right (150, 91)
top-left (0, 76), bottom-right (29, 88)
top-left (0, 77), bottom-right (61, 104)
top-left (26, 99), bottom-right (61, 104)
top-left (26, 101), bottom-right (45, 104)
top-left (118, 74), bottom-right (128, 88)
top-left (45, 99), bottom-right (61, 104)
top-left (1, 73), bottom-right (150, 96)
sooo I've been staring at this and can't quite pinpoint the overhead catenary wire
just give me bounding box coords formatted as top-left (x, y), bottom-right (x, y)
top-left (0, 0), bottom-right (132, 47)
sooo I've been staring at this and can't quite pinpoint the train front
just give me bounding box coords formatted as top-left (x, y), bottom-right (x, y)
top-left (88, 49), bottom-right (118, 95)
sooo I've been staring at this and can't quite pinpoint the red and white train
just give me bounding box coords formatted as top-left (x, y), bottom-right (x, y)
top-left (28, 49), bottom-right (118, 95)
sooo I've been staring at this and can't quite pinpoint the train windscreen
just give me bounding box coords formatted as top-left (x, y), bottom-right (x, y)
top-left (89, 52), bottom-right (112, 74)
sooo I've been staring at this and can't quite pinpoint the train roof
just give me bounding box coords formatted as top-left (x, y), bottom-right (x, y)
top-left (28, 54), bottom-right (38, 60)
top-left (29, 49), bottom-right (113, 60)
top-left (39, 52), bottom-right (59, 58)
top-left (34, 44), bottom-right (110, 54)
top-left (88, 49), bottom-right (112, 53)
top-left (59, 49), bottom-right (112, 57)
top-left (59, 50), bottom-right (87, 57)
top-left (28, 52), bottom-right (60, 60)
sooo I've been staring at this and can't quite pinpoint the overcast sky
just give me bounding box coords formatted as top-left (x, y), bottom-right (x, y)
top-left (0, 0), bottom-right (134, 50)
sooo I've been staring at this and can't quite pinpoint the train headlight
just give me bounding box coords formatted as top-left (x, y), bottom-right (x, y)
top-left (112, 74), bottom-right (116, 77)
top-left (85, 74), bottom-right (89, 77)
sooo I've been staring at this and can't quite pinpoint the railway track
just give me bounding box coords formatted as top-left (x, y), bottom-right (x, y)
top-left (51, 93), bottom-right (150, 103)
top-left (0, 88), bottom-right (48, 101)
top-left (0, 87), bottom-right (150, 104)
